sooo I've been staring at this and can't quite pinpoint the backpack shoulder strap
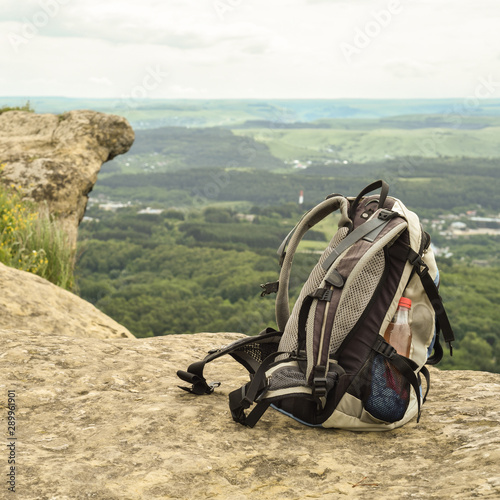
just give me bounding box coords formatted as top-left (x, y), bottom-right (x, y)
top-left (273, 180), bottom-right (393, 332)
top-left (274, 195), bottom-right (351, 331)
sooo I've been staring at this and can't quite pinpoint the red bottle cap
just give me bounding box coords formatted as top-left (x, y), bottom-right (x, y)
top-left (398, 297), bottom-right (412, 309)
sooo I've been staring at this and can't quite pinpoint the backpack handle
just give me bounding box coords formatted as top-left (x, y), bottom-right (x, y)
top-left (349, 180), bottom-right (389, 220)
top-left (275, 196), bottom-right (350, 331)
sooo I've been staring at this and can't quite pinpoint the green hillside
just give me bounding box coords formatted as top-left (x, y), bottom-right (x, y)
top-left (125, 126), bottom-right (283, 170)
top-left (233, 126), bottom-right (500, 163)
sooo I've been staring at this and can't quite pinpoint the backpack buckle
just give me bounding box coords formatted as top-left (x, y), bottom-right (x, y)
top-left (309, 288), bottom-right (333, 301)
top-left (374, 338), bottom-right (397, 359)
top-left (378, 209), bottom-right (398, 221)
top-left (409, 253), bottom-right (430, 277)
top-left (312, 365), bottom-right (328, 398)
top-left (260, 281), bottom-right (279, 297)
top-left (177, 370), bottom-right (221, 395)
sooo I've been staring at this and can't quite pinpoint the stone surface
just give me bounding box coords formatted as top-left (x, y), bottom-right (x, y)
top-left (1, 329), bottom-right (499, 499)
top-left (0, 262), bottom-right (134, 339)
top-left (0, 110), bottom-right (134, 246)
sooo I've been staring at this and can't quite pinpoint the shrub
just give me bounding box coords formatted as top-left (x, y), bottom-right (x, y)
top-left (0, 179), bottom-right (75, 290)
top-left (0, 100), bottom-right (34, 114)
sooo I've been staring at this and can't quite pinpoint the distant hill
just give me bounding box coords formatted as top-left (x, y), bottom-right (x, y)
top-left (127, 126), bottom-right (283, 169)
top-left (2, 97), bottom-right (500, 129)
top-left (233, 124), bottom-right (500, 163)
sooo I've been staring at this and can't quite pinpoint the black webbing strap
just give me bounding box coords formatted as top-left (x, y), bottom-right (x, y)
top-left (349, 180), bottom-right (389, 220)
top-left (297, 295), bottom-right (315, 353)
top-left (419, 365), bottom-right (431, 403)
top-left (229, 351), bottom-right (288, 427)
top-left (177, 364), bottom-right (221, 395)
top-left (427, 335), bottom-right (444, 366)
top-left (296, 286), bottom-right (335, 362)
top-left (321, 210), bottom-right (399, 272)
top-left (407, 248), bottom-right (455, 358)
top-left (229, 383), bottom-right (272, 428)
top-left (177, 328), bottom-right (282, 395)
top-left (373, 337), bottom-right (425, 422)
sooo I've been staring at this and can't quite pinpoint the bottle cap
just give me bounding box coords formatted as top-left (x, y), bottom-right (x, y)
top-left (398, 297), bottom-right (412, 309)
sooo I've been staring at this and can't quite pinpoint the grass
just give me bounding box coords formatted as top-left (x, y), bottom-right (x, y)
top-left (0, 100), bottom-right (34, 114)
top-left (0, 179), bottom-right (75, 290)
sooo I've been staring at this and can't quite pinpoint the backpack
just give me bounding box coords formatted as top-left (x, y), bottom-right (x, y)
top-left (177, 180), bottom-right (455, 430)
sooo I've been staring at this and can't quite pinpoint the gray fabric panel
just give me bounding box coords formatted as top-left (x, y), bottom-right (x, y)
top-left (330, 249), bottom-right (386, 354)
top-left (278, 226), bottom-right (350, 354)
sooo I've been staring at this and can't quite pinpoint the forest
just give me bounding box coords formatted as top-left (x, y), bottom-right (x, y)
top-left (74, 116), bottom-right (500, 373)
top-left (76, 203), bottom-right (500, 373)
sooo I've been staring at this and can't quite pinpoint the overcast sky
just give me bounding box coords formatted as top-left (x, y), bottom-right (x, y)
top-left (0, 0), bottom-right (499, 99)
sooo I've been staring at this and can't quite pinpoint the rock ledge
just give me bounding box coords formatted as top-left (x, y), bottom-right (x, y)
top-left (0, 110), bottom-right (134, 246)
top-left (1, 330), bottom-right (499, 499)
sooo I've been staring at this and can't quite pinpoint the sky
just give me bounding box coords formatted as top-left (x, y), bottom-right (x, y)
top-left (0, 0), bottom-right (499, 99)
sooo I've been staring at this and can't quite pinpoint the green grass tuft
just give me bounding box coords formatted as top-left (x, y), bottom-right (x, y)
top-left (0, 179), bottom-right (75, 290)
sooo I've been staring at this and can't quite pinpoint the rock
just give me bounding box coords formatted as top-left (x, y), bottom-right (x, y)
top-left (1, 329), bottom-right (498, 499)
top-left (0, 262), bottom-right (134, 339)
top-left (0, 110), bottom-right (134, 247)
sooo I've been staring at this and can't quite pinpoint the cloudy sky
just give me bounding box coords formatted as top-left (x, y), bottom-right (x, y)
top-left (0, 0), bottom-right (498, 99)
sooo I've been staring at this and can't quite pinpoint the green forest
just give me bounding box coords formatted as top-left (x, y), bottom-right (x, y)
top-left (76, 203), bottom-right (500, 373)
top-left (73, 115), bottom-right (500, 373)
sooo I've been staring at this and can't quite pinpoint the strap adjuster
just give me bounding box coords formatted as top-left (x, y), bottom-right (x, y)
top-left (312, 365), bottom-right (328, 398)
top-left (177, 370), bottom-right (221, 395)
top-left (309, 288), bottom-right (333, 301)
top-left (378, 209), bottom-right (398, 221)
top-left (260, 281), bottom-right (279, 297)
top-left (374, 337), bottom-right (397, 359)
top-left (409, 253), bottom-right (430, 276)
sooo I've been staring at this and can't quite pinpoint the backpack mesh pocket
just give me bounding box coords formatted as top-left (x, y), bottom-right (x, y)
top-left (348, 351), bottom-right (410, 423)
top-left (240, 341), bottom-right (280, 364)
top-left (268, 365), bottom-right (339, 394)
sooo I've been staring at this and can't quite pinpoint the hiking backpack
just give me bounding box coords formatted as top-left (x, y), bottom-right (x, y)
top-left (177, 180), bottom-right (455, 430)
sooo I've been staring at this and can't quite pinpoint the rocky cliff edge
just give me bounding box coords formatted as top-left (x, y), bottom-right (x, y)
top-left (0, 261), bottom-right (134, 339)
top-left (0, 110), bottom-right (134, 247)
top-left (1, 330), bottom-right (499, 500)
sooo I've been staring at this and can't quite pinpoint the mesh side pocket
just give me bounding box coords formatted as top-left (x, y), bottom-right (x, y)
top-left (240, 342), bottom-right (279, 364)
top-left (269, 367), bottom-right (307, 391)
top-left (268, 365), bottom-right (339, 393)
top-left (348, 352), bottom-right (410, 423)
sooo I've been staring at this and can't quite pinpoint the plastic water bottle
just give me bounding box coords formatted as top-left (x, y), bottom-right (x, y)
top-left (384, 297), bottom-right (412, 357)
